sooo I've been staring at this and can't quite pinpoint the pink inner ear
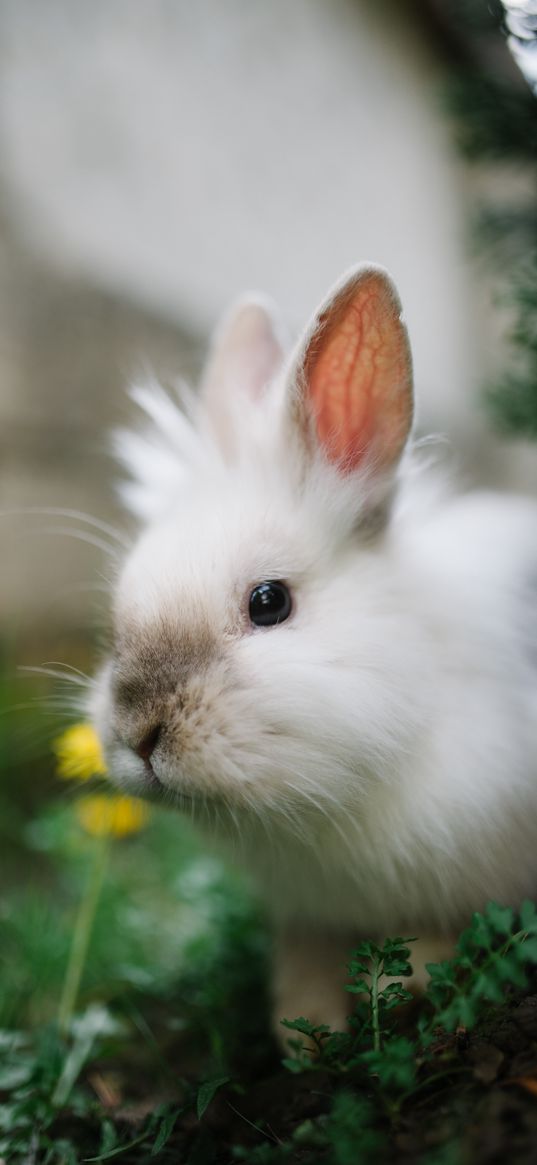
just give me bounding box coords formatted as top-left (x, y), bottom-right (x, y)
top-left (305, 278), bottom-right (412, 474)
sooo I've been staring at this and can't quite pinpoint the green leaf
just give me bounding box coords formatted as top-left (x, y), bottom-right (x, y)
top-left (472, 973), bottom-right (504, 1004)
top-left (350, 940), bottom-right (378, 960)
top-left (485, 902), bottom-right (515, 936)
top-left (99, 1120), bottom-right (119, 1156)
top-left (383, 937), bottom-right (417, 950)
top-left (346, 962), bottom-right (370, 980)
top-left (362, 1036), bottom-right (416, 1091)
top-left (327, 1091), bottom-right (387, 1165)
top-left (280, 1017), bottom-right (330, 1037)
top-left (281, 1057), bottom-right (305, 1074)
top-left (519, 936), bottom-right (537, 963)
top-left (495, 950), bottom-right (528, 986)
top-left (52, 1005), bottom-right (120, 1109)
top-left (84, 1133), bottom-right (149, 1162)
top-left (426, 960), bottom-right (457, 988)
top-left (380, 981), bottom-right (408, 996)
top-left (292, 1117), bottom-right (328, 1147)
top-left (196, 1076), bottom-right (230, 1120)
top-left (324, 1031), bottom-right (353, 1059)
top-left (382, 955), bottom-right (412, 977)
top-left (458, 995), bottom-right (478, 1027)
top-left (345, 979), bottom-right (369, 995)
top-left (0, 1061), bottom-right (34, 1089)
top-left (151, 1106), bottom-right (183, 1154)
top-left (48, 1140), bottom-right (79, 1165)
top-left (454, 925), bottom-right (477, 959)
top-left (467, 911), bottom-right (492, 947)
top-left (437, 995), bottom-right (477, 1031)
top-left (0, 1105), bottom-right (21, 1133)
top-left (382, 986), bottom-right (414, 1010)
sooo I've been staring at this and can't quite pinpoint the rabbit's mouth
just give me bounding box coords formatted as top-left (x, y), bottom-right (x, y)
top-left (138, 754), bottom-right (200, 809)
top-left (139, 753), bottom-right (162, 793)
top-left (139, 756), bottom-right (190, 804)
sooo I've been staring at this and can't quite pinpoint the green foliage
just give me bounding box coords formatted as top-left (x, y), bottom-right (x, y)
top-left (445, 2), bottom-right (537, 439)
top-left (485, 254), bottom-right (537, 436)
top-left (0, 1023), bottom-right (98, 1161)
top-left (346, 936), bottom-right (415, 1053)
top-left (280, 1015), bottom-right (333, 1068)
top-left (5, 667), bottom-right (537, 1163)
top-left (326, 1092), bottom-right (388, 1165)
top-left (425, 899), bottom-right (537, 1031)
top-left (196, 1076), bottom-right (230, 1119)
top-left (277, 903), bottom-right (537, 1161)
top-left (447, 73), bottom-right (537, 161)
top-left (4, 836), bottom-right (537, 1165)
top-left (0, 731), bottom-right (267, 1160)
top-left (281, 936), bottom-right (415, 1082)
top-left (360, 1036), bottom-right (416, 1093)
top-left (0, 1014), bottom-right (193, 1164)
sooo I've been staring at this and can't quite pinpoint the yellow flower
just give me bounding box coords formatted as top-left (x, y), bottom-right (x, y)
top-left (53, 722), bottom-right (151, 838)
top-left (75, 793), bottom-right (150, 838)
top-left (53, 723), bottom-right (108, 781)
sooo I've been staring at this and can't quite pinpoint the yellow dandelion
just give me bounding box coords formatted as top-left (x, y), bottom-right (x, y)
top-left (53, 722), bottom-right (107, 781)
top-left (76, 793), bottom-right (150, 838)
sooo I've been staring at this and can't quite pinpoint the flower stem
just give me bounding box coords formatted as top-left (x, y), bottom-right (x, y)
top-left (57, 831), bottom-right (109, 1036)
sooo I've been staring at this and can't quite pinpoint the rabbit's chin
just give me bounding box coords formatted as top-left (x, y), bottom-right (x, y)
top-left (103, 740), bottom-right (210, 812)
top-left (103, 731), bottom-right (263, 827)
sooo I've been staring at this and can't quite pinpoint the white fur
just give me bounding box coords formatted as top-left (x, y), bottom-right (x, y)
top-left (94, 265), bottom-right (537, 951)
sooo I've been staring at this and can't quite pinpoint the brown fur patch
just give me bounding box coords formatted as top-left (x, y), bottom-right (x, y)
top-left (111, 614), bottom-right (221, 748)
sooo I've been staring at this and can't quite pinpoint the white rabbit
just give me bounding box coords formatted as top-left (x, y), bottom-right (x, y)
top-left (92, 264), bottom-right (537, 1038)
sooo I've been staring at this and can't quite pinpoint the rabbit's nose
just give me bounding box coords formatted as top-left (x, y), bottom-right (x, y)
top-left (134, 724), bottom-right (162, 763)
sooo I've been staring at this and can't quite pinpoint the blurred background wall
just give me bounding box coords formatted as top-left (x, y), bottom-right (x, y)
top-left (1, 0), bottom-right (536, 649)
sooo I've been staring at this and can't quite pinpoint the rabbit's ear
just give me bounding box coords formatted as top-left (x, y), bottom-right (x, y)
top-left (201, 296), bottom-right (284, 454)
top-left (288, 265), bottom-right (413, 478)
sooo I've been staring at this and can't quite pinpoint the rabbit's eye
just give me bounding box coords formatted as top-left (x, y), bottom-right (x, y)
top-left (249, 581), bottom-right (292, 628)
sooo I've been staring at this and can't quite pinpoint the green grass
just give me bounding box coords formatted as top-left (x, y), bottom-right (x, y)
top-left (3, 666), bottom-right (537, 1164)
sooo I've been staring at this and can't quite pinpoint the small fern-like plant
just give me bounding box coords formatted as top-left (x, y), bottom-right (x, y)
top-left (345, 937), bottom-right (415, 1052)
top-left (278, 901), bottom-right (537, 1161)
top-left (281, 936), bottom-right (417, 1092)
top-left (281, 901), bottom-right (537, 1093)
top-left (425, 899), bottom-right (537, 1032)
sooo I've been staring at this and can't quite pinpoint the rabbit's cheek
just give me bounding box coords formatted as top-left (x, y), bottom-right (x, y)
top-left (155, 670), bottom-right (259, 795)
top-left (161, 680), bottom-right (228, 772)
